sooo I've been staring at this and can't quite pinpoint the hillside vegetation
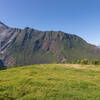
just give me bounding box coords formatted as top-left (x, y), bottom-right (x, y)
top-left (0, 64), bottom-right (100, 100)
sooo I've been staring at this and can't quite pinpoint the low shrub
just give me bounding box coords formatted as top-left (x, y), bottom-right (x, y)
top-left (81, 59), bottom-right (88, 64)
top-left (91, 59), bottom-right (99, 65)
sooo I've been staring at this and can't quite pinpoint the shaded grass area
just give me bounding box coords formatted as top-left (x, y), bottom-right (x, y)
top-left (0, 64), bottom-right (100, 100)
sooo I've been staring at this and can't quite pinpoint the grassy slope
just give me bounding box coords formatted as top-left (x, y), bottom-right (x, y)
top-left (0, 64), bottom-right (100, 100)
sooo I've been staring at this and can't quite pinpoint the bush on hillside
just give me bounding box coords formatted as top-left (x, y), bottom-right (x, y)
top-left (77, 59), bottom-right (81, 64)
top-left (91, 59), bottom-right (99, 65)
top-left (81, 59), bottom-right (88, 64)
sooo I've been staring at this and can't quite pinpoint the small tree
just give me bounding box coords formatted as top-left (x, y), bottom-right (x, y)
top-left (91, 59), bottom-right (99, 65)
top-left (81, 59), bottom-right (88, 64)
top-left (77, 59), bottom-right (81, 64)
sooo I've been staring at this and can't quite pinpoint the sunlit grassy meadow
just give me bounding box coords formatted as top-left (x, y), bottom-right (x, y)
top-left (0, 64), bottom-right (100, 100)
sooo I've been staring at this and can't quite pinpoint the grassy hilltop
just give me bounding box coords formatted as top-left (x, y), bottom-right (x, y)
top-left (0, 64), bottom-right (100, 100)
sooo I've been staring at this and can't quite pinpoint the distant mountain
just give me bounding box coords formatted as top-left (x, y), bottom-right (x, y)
top-left (97, 45), bottom-right (100, 48)
top-left (0, 21), bottom-right (100, 68)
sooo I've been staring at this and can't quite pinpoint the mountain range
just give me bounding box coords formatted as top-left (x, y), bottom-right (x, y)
top-left (0, 21), bottom-right (100, 68)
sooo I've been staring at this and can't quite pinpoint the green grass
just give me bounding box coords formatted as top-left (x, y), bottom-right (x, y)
top-left (0, 64), bottom-right (100, 100)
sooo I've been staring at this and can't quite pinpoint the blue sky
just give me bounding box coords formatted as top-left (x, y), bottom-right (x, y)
top-left (0, 0), bottom-right (100, 45)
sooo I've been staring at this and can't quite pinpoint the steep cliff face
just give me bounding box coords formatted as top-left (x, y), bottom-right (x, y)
top-left (0, 21), bottom-right (100, 67)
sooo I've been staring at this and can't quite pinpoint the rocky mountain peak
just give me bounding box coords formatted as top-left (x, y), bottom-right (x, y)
top-left (0, 21), bottom-right (8, 33)
top-left (0, 21), bottom-right (8, 28)
top-left (0, 21), bottom-right (100, 68)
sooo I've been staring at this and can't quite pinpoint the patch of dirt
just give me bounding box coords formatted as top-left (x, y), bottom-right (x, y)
top-left (61, 64), bottom-right (95, 69)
